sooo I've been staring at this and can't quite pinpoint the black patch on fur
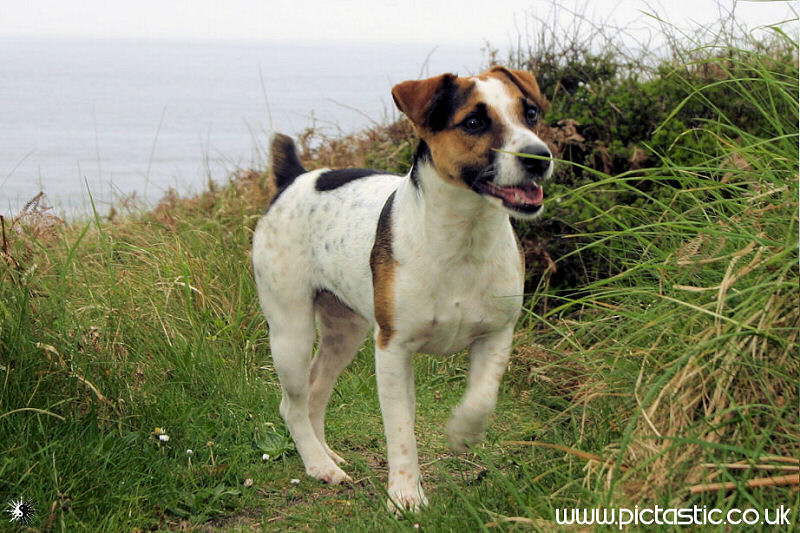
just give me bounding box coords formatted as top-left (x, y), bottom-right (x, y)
top-left (271, 134), bottom-right (306, 191)
top-left (315, 168), bottom-right (383, 191)
top-left (461, 150), bottom-right (497, 189)
top-left (460, 165), bottom-right (485, 188)
top-left (267, 133), bottom-right (305, 210)
top-left (313, 288), bottom-right (357, 313)
top-left (459, 103), bottom-right (491, 135)
top-left (370, 191), bottom-right (396, 271)
top-left (409, 141), bottom-right (431, 188)
top-left (424, 78), bottom-right (474, 132)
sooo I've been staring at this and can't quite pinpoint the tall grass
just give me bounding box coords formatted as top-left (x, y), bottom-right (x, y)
top-left (0, 9), bottom-right (797, 533)
top-left (523, 31), bottom-right (798, 508)
top-left (501, 13), bottom-right (799, 526)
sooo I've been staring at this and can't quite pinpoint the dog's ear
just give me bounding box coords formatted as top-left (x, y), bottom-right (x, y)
top-left (392, 73), bottom-right (457, 130)
top-left (489, 66), bottom-right (549, 111)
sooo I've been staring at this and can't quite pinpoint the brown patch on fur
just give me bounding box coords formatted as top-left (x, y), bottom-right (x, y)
top-left (370, 192), bottom-right (398, 349)
top-left (483, 66), bottom-right (549, 112)
top-left (392, 73), bottom-right (457, 128)
top-left (424, 125), bottom-right (502, 188)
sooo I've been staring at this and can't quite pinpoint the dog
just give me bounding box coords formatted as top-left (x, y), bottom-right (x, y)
top-left (252, 66), bottom-right (552, 512)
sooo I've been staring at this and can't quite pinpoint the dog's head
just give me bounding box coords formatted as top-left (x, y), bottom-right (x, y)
top-left (392, 66), bottom-right (552, 219)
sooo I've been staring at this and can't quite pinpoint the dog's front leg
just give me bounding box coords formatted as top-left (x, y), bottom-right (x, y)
top-left (447, 326), bottom-right (514, 452)
top-left (375, 344), bottom-right (428, 513)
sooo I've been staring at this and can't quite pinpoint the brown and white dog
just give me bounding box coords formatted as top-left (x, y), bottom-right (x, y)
top-left (252, 66), bottom-right (552, 512)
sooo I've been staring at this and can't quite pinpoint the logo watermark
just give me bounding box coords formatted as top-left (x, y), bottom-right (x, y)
top-left (555, 505), bottom-right (792, 529)
top-left (5, 498), bottom-right (36, 525)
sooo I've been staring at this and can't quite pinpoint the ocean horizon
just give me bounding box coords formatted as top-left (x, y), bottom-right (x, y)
top-left (1, 36), bottom-right (487, 217)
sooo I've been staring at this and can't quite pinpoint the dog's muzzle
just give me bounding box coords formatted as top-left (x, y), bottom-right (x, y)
top-left (472, 144), bottom-right (551, 214)
top-left (476, 179), bottom-right (543, 214)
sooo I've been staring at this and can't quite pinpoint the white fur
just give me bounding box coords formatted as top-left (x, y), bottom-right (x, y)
top-left (252, 76), bottom-right (546, 512)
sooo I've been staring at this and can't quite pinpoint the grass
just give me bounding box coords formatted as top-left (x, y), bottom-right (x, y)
top-left (1, 10), bottom-right (798, 533)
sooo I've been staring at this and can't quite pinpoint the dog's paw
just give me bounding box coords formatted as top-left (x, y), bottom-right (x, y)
top-left (386, 486), bottom-right (428, 515)
top-left (306, 463), bottom-right (352, 485)
top-left (446, 415), bottom-right (486, 453)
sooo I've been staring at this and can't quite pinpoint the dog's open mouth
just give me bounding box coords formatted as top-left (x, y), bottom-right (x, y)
top-left (477, 180), bottom-right (544, 213)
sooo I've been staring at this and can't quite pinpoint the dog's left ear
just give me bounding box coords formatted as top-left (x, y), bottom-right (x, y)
top-left (489, 66), bottom-right (549, 111)
top-left (392, 73), bottom-right (457, 131)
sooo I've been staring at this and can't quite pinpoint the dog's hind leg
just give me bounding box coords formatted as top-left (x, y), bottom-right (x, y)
top-left (268, 298), bottom-right (352, 484)
top-left (309, 291), bottom-right (369, 465)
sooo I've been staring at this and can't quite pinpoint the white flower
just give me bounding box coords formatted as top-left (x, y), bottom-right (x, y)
top-left (186, 449), bottom-right (193, 455)
top-left (290, 478), bottom-right (300, 484)
top-left (158, 434), bottom-right (170, 442)
top-left (243, 478), bottom-right (254, 487)
top-left (261, 453), bottom-right (270, 461)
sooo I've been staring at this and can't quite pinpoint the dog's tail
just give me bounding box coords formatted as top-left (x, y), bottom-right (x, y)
top-left (270, 133), bottom-right (306, 193)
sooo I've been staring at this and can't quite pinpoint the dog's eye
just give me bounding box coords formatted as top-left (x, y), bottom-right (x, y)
top-left (461, 116), bottom-right (487, 133)
top-left (525, 106), bottom-right (539, 126)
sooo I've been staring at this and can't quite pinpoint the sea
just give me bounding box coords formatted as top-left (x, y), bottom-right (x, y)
top-left (0, 36), bottom-right (486, 217)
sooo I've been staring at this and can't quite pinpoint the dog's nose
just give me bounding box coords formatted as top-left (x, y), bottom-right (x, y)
top-left (517, 145), bottom-right (551, 176)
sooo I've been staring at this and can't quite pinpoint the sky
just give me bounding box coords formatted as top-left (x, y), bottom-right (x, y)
top-left (1, 1), bottom-right (796, 47)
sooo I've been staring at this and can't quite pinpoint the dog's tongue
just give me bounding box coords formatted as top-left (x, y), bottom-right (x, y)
top-left (491, 183), bottom-right (543, 206)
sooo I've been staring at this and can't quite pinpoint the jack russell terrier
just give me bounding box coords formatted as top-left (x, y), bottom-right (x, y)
top-left (252, 66), bottom-right (552, 512)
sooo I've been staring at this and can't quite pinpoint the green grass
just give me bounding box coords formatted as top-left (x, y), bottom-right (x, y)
top-left (1, 17), bottom-right (798, 533)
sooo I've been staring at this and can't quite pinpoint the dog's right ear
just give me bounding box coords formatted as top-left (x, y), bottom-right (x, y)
top-left (392, 73), bottom-right (456, 131)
